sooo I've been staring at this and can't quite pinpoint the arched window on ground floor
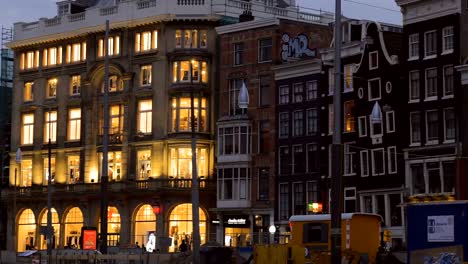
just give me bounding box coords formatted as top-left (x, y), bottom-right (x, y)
top-left (168, 203), bottom-right (207, 252)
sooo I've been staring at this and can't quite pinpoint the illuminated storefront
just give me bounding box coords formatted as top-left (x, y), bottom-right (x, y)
top-left (99, 206), bottom-right (121, 246)
top-left (168, 203), bottom-right (207, 252)
top-left (64, 207), bottom-right (83, 248)
top-left (17, 209), bottom-right (36, 251)
top-left (39, 208), bottom-right (60, 250)
top-left (223, 216), bottom-right (250, 247)
top-left (134, 204), bottom-right (156, 246)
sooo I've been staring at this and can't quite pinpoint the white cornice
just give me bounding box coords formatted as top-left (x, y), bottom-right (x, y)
top-left (397, 0), bottom-right (461, 25)
top-left (272, 59), bottom-right (322, 80)
top-left (215, 18), bottom-right (280, 35)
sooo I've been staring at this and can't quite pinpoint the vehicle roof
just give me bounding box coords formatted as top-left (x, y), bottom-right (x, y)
top-left (289, 213), bottom-right (382, 222)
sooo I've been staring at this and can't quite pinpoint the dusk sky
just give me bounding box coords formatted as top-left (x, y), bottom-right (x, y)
top-left (0, 0), bottom-right (402, 30)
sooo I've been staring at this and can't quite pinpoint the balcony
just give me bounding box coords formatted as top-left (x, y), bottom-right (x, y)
top-left (10, 0), bottom-right (333, 47)
top-left (1, 178), bottom-right (216, 198)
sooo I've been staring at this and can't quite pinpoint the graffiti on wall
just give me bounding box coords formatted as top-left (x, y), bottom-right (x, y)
top-left (281, 33), bottom-right (316, 62)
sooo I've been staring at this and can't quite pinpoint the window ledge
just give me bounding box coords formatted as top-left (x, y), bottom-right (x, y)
top-left (258, 60), bottom-right (272, 64)
top-left (423, 97), bottom-right (437, 102)
top-left (344, 173), bottom-right (356, 177)
top-left (425, 141), bottom-right (439, 146)
top-left (423, 55), bottom-right (437, 60)
top-left (441, 50), bottom-right (453, 56)
top-left (442, 95), bottom-right (454, 99)
top-left (359, 134), bottom-right (367, 138)
top-left (443, 140), bottom-right (455, 144)
top-left (369, 66), bottom-right (378, 70)
top-left (408, 57), bottom-right (419, 61)
top-left (408, 99), bottom-right (420, 103)
top-left (368, 97), bottom-right (382, 102)
top-left (409, 143), bottom-right (421, 147)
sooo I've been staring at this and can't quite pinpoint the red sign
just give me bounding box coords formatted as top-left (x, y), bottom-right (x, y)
top-left (82, 229), bottom-right (97, 250)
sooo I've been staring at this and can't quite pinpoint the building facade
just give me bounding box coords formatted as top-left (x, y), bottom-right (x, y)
top-left (215, 18), bottom-right (331, 246)
top-left (395, 0), bottom-right (460, 204)
top-left (321, 19), bottom-right (406, 244)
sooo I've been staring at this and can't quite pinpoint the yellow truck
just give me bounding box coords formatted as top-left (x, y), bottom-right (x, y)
top-left (254, 213), bottom-right (382, 264)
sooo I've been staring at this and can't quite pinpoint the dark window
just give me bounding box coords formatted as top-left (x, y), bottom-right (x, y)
top-left (279, 147), bottom-right (291, 175)
top-left (234, 43), bottom-right (244, 65)
top-left (258, 168), bottom-right (269, 200)
top-left (259, 76), bottom-right (270, 106)
top-left (259, 121), bottom-right (269, 153)
top-left (258, 38), bottom-right (272, 62)
top-left (306, 81), bottom-right (317, 101)
top-left (279, 184), bottom-right (289, 220)
top-left (443, 161), bottom-right (455, 193)
top-left (307, 144), bottom-right (318, 173)
top-left (293, 145), bottom-right (305, 174)
top-left (279, 85), bottom-right (289, 104)
top-left (303, 223), bottom-right (328, 243)
top-left (389, 194), bottom-right (402, 226)
top-left (229, 79), bottom-right (243, 115)
top-left (279, 112), bottom-right (289, 138)
top-left (293, 182), bottom-right (305, 215)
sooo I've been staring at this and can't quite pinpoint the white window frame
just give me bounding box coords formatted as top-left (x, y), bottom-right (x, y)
top-left (368, 78), bottom-right (381, 101)
top-left (443, 65), bottom-right (454, 98)
top-left (279, 112), bottom-right (289, 138)
top-left (425, 109), bottom-right (439, 145)
top-left (344, 143), bottom-right (356, 176)
top-left (385, 111), bottom-right (395, 133)
top-left (293, 110), bottom-right (304, 137)
top-left (306, 108), bottom-right (317, 136)
top-left (387, 146), bottom-right (397, 174)
top-left (67, 108), bottom-right (81, 141)
top-left (328, 68), bottom-right (335, 95)
top-left (344, 64), bottom-right (354, 92)
top-left (424, 30), bottom-right (437, 59)
top-left (344, 187), bottom-right (356, 213)
top-left (358, 116), bottom-right (367, 137)
top-left (442, 26), bottom-right (454, 54)
top-left (409, 70), bottom-right (420, 103)
top-left (371, 148), bottom-right (386, 176)
top-left (279, 183), bottom-right (290, 220)
top-left (360, 150), bottom-right (369, 177)
top-left (443, 107), bottom-right (455, 143)
top-left (410, 111), bottom-right (421, 146)
top-left (306, 80), bottom-right (317, 101)
top-left (369, 51), bottom-right (378, 70)
top-left (408, 33), bottom-right (419, 60)
top-left (425, 68), bottom-right (438, 101)
top-left (292, 145), bottom-right (304, 175)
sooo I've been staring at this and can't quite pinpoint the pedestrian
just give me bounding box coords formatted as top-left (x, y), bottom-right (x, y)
top-left (179, 240), bottom-right (188, 253)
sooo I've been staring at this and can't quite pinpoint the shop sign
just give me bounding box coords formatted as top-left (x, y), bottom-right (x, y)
top-left (212, 219), bottom-right (221, 224)
top-left (427, 215), bottom-right (454, 242)
top-left (227, 218), bottom-right (246, 225)
top-left (82, 229), bottom-right (97, 250)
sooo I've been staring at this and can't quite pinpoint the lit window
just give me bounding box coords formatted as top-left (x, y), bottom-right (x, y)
top-left (344, 64), bottom-right (354, 91)
top-left (200, 30), bottom-right (207, 48)
top-left (42, 46), bottom-right (62, 67)
top-left (20, 159), bottom-right (33, 187)
top-left (23, 82), bottom-right (34, 102)
top-left (43, 157), bottom-right (56, 184)
top-left (70, 75), bottom-right (81, 95)
top-left (98, 36), bottom-right (120, 57)
top-left (67, 155), bottom-right (80, 184)
top-left (172, 60), bottom-right (208, 83)
top-left (47, 78), bottom-right (58, 98)
top-left (169, 147), bottom-right (208, 178)
top-left (175, 30), bottom-right (182, 48)
top-left (191, 30), bottom-right (198, 48)
top-left (171, 97), bottom-right (207, 132)
top-left (140, 65), bottom-right (152, 86)
top-left (68, 108), bottom-right (81, 141)
top-left (442, 26), bottom-right (454, 53)
top-left (137, 150), bottom-right (151, 180)
top-left (135, 30), bottom-right (158, 52)
top-left (20, 50), bottom-right (39, 70)
top-left (104, 75), bottom-right (123, 92)
top-left (100, 105), bottom-right (124, 136)
top-left (138, 99), bottom-right (152, 134)
top-left (184, 30), bottom-right (192, 48)
top-left (22, 113), bottom-right (34, 145)
top-left (44, 110), bottom-right (57, 143)
top-left (424, 30), bottom-right (437, 58)
top-left (344, 101), bottom-right (355, 132)
top-left (66, 42), bottom-right (86, 63)
top-left (100, 152), bottom-right (122, 181)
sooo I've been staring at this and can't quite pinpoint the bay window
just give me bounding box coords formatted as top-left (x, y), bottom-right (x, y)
top-left (410, 160), bottom-right (455, 194)
top-left (169, 147), bottom-right (208, 179)
top-left (172, 60), bottom-right (207, 83)
top-left (218, 124), bottom-right (251, 156)
top-left (171, 97), bottom-right (207, 132)
top-left (217, 167), bottom-right (251, 201)
top-left (135, 30), bottom-right (158, 52)
top-left (175, 29), bottom-right (207, 49)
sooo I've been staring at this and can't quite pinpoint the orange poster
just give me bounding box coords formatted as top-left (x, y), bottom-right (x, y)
top-left (82, 230), bottom-right (97, 250)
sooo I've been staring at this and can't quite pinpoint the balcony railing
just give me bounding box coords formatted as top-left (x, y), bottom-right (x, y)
top-left (1, 178), bottom-right (215, 198)
top-left (137, 0), bottom-right (157, 9)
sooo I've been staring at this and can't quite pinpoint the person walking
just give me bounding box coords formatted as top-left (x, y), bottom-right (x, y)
top-left (179, 240), bottom-right (188, 253)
